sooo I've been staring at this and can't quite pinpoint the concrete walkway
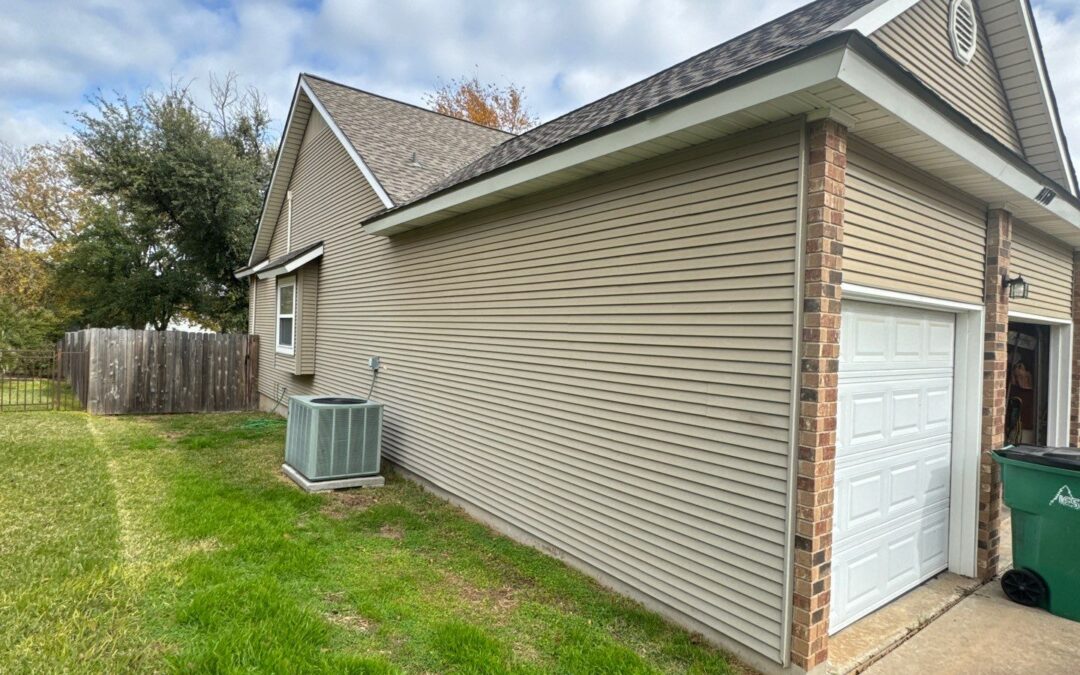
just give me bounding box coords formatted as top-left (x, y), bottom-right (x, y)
top-left (866, 581), bottom-right (1080, 674)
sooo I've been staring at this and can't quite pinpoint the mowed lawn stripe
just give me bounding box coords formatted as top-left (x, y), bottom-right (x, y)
top-left (0, 412), bottom-right (153, 672)
top-left (2, 412), bottom-right (738, 674)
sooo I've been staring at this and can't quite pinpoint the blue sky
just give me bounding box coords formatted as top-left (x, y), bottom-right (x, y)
top-left (3, 0), bottom-right (1079, 159)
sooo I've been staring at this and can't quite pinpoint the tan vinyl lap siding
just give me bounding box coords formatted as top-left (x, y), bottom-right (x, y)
top-left (844, 140), bottom-right (987, 303)
top-left (1010, 222), bottom-right (1073, 320)
top-left (871, 0), bottom-right (1022, 153)
top-left (256, 120), bottom-right (803, 661)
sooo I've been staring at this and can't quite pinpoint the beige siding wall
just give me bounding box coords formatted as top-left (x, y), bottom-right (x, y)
top-left (872, 0), bottom-right (1021, 153)
top-left (980, 0), bottom-right (1072, 188)
top-left (253, 118), bottom-right (804, 662)
top-left (298, 264), bottom-right (318, 374)
top-left (845, 139), bottom-right (988, 303)
top-left (1009, 221), bottom-right (1073, 320)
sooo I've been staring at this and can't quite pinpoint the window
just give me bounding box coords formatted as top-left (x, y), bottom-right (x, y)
top-left (277, 277), bottom-right (296, 354)
top-left (948, 0), bottom-right (977, 66)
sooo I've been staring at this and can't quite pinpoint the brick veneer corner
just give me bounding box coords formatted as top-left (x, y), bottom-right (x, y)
top-left (979, 208), bottom-right (1012, 580)
top-left (791, 118), bottom-right (847, 672)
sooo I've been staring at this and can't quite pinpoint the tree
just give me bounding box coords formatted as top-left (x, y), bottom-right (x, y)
top-left (0, 246), bottom-right (67, 350)
top-left (424, 76), bottom-right (538, 133)
top-left (53, 201), bottom-right (192, 331)
top-left (65, 74), bottom-right (273, 332)
top-left (0, 142), bottom-right (84, 251)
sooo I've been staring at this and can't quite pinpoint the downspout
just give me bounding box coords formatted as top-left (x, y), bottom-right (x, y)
top-left (780, 118), bottom-right (810, 669)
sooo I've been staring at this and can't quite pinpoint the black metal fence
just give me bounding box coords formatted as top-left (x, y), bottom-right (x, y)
top-left (0, 348), bottom-right (86, 412)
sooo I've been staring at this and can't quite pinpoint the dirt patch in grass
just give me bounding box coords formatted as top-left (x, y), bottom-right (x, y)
top-left (443, 571), bottom-right (522, 618)
top-left (378, 524), bottom-right (404, 540)
top-left (325, 609), bottom-right (372, 632)
top-left (321, 490), bottom-right (381, 520)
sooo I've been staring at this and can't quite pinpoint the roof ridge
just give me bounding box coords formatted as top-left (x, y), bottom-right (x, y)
top-left (477, 0), bottom-right (860, 149)
top-left (301, 72), bottom-right (517, 139)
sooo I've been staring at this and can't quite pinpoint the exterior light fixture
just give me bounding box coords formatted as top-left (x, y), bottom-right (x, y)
top-left (1003, 273), bottom-right (1030, 300)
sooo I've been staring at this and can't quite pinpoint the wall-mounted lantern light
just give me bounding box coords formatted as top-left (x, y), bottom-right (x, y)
top-left (1003, 273), bottom-right (1030, 300)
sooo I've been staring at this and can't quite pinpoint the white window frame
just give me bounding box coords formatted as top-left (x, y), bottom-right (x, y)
top-left (276, 276), bottom-right (296, 355)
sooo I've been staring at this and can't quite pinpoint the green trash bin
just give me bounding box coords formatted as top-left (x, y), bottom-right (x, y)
top-left (993, 446), bottom-right (1080, 621)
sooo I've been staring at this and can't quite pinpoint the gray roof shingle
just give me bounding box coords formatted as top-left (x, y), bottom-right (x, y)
top-left (373, 0), bottom-right (876, 215)
top-left (303, 74), bottom-right (515, 204)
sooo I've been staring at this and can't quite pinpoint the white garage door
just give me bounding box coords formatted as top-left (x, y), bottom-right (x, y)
top-left (830, 301), bottom-right (955, 632)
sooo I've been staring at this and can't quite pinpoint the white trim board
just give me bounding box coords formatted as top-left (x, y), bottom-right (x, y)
top-left (256, 245), bottom-right (325, 281)
top-left (842, 283), bottom-right (982, 578)
top-left (247, 77), bottom-right (393, 266)
top-left (827, 0), bottom-right (920, 34)
top-left (837, 49), bottom-right (1080, 230)
top-left (779, 121), bottom-right (811, 669)
top-left (364, 48), bottom-right (850, 236)
top-left (1007, 310), bottom-right (1073, 447)
top-left (367, 42), bottom-right (1080, 241)
top-left (299, 78), bottom-right (394, 210)
top-left (1017, 0), bottom-right (1076, 196)
top-left (234, 258), bottom-right (270, 279)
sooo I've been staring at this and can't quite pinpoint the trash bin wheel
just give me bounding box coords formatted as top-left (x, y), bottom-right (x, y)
top-left (1001, 568), bottom-right (1047, 607)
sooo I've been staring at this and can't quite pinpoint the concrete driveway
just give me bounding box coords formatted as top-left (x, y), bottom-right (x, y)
top-left (867, 580), bottom-right (1080, 674)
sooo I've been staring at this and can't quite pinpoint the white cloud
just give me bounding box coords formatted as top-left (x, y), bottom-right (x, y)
top-left (1032, 4), bottom-right (1080, 165)
top-left (1, 0), bottom-right (1078, 176)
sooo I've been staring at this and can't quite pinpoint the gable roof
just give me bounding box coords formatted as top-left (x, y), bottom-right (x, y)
top-left (247, 74), bottom-right (512, 264)
top-left (371, 0), bottom-right (879, 215)
top-left (831, 0), bottom-right (1076, 194)
top-left (367, 0), bottom-right (1076, 228)
top-left (303, 75), bottom-right (514, 204)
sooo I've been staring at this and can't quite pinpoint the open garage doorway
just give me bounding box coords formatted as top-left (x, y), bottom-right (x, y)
top-left (1006, 316), bottom-right (1072, 448)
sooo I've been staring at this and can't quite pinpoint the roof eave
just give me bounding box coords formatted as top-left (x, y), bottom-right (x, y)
top-left (363, 33), bottom-right (857, 236)
top-left (364, 32), bottom-right (1080, 241)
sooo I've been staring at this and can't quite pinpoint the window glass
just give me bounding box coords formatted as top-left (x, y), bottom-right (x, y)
top-left (278, 284), bottom-right (294, 315)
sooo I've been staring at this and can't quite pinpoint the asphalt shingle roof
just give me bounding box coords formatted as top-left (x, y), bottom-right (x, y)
top-left (303, 74), bottom-right (515, 204)
top-left (376, 0), bottom-right (876, 213)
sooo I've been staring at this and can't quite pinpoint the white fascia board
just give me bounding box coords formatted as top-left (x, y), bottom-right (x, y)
top-left (365, 48), bottom-right (849, 236)
top-left (255, 245), bottom-right (324, 280)
top-left (234, 259), bottom-right (271, 280)
top-left (1017, 0), bottom-right (1076, 196)
top-left (837, 49), bottom-right (1080, 229)
top-left (300, 79), bottom-right (394, 210)
top-left (827, 0), bottom-right (920, 34)
top-left (248, 81), bottom-right (304, 266)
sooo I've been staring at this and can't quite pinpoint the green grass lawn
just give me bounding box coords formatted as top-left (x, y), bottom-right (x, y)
top-left (0, 411), bottom-right (740, 674)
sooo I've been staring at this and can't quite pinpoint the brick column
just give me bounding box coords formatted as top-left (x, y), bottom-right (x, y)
top-left (791, 118), bottom-right (847, 673)
top-left (1071, 249), bottom-right (1080, 447)
top-left (979, 208), bottom-right (1011, 580)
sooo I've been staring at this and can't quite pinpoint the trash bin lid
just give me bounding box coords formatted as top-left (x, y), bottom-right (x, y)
top-left (996, 445), bottom-right (1080, 471)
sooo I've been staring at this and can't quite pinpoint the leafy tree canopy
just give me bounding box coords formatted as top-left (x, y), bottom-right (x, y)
top-left (65, 74), bottom-right (273, 333)
top-left (424, 76), bottom-right (538, 133)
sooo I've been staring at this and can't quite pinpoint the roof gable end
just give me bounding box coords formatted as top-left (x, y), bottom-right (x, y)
top-left (247, 77), bottom-right (392, 265)
top-left (833, 0), bottom-right (1076, 194)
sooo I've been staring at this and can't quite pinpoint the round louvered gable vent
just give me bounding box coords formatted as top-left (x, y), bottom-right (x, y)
top-left (949, 0), bottom-right (978, 65)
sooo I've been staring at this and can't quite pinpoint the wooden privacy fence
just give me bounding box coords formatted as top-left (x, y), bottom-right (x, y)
top-left (61, 329), bottom-right (259, 415)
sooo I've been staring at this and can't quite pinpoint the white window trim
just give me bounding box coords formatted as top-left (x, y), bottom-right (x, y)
top-left (276, 276), bottom-right (296, 356)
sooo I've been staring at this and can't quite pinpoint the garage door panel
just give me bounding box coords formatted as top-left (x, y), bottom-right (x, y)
top-left (832, 301), bottom-right (955, 632)
top-left (831, 506), bottom-right (950, 631)
top-left (834, 442), bottom-right (952, 543)
top-left (838, 378), bottom-right (953, 459)
top-left (840, 303), bottom-right (954, 373)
